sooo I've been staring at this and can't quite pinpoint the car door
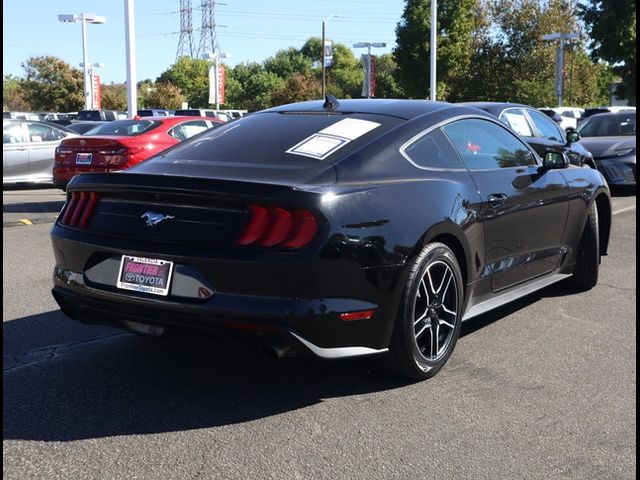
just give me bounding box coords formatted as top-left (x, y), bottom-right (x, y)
top-left (26, 122), bottom-right (67, 181)
top-left (3, 121), bottom-right (30, 182)
top-left (441, 118), bottom-right (569, 292)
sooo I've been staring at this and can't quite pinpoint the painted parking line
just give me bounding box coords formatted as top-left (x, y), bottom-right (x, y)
top-left (613, 205), bottom-right (636, 216)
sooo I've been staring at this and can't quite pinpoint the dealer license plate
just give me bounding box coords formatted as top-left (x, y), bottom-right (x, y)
top-left (116, 255), bottom-right (174, 296)
top-left (76, 152), bottom-right (93, 164)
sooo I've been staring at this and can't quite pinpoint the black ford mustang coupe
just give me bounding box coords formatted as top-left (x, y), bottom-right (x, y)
top-left (51, 99), bottom-right (611, 379)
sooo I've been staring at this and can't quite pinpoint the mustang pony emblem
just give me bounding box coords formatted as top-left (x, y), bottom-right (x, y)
top-left (141, 211), bottom-right (175, 227)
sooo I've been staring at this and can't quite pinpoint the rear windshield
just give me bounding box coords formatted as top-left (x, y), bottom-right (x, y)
top-left (154, 112), bottom-right (400, 166)
top-left (84, 120), bottom-right (159, 136)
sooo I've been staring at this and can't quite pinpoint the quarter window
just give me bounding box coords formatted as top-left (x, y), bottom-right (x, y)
top-left (404, 129), bottom-right (463, 169)
top-left (169, 120), bottom-right (211, 141)
top-left (527, 109), bottom-right (564, 141)
top-left (442, 119), bottom-right (537, 170)
top-left (500, 109), bottom-right (534, 137)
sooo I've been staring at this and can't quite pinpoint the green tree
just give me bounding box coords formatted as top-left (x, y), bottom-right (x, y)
top-left (394, 0), bottom-right (479, 100)
top-left (485, 0), bottom-right (610, 107)
top-left (272, 72), bottom-right (320, 105)
top-left (101, 83), bottom-right (127, 110)
top-left (143, 82), bottom-right (185, 110)
top-left (157, 56), bottom-right (210, 108)
top-left (3, 74), bottom-right (30, 111)
top-left (374, 54), bottom-right (405, 98)
top-left (264, 47), bottom-right (313, 78)
top-left (21, 56), bottom-right (83, 111)
top-left (300, 37), bottom-right (363, 98)
top-left (579, 0), bottom-right (636, 104)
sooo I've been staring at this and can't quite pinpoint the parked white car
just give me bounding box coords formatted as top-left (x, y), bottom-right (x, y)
top-left (539, 107), bottom-right (584, 130)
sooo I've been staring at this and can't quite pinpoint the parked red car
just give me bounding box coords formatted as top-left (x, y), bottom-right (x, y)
top-left (53, 116), bottom-right (221, 188)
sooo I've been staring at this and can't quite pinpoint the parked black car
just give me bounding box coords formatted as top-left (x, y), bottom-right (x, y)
top-left (462, 102), bottom-right (595, 168)
top-left (50, 99), bottom-right (611, 380)
top-left (577, 111), bottom-right (636, 186)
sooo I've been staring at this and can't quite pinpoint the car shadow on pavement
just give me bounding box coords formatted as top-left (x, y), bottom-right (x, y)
top-left (3, 310), bottom-right (411, 442)
top-left (3, 201), bottom-right (64, 214)
top-left (3, 282), bottom-right (577, 443)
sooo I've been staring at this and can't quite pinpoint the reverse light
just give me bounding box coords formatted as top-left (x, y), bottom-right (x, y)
top-left (236, 204), bottom-right (318, 249)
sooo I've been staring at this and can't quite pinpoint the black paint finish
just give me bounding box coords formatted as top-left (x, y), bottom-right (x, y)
top-left (50, 99), bottom-right (611, 356)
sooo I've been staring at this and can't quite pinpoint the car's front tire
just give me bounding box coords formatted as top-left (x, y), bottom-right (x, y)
top-left (389, 242), bottom-right (464, 380)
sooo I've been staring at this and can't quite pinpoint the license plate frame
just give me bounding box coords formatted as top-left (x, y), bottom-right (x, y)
top-left (116, 255), bottom-right (174, 296)
top-left (76, 152), bottom-right (93, 164)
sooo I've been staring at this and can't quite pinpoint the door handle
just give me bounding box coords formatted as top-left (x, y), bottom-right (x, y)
top-left (487, 193), bottom-right (509, 208)
top-left (17, 146), bottom-right (28, 151)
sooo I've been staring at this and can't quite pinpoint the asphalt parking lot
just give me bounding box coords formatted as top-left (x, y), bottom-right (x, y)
top-left (3, 186), bottom-right (636, 479)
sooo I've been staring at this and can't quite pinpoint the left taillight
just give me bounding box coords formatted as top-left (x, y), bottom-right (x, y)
top-left (59, 191), bottom-right (101, 228)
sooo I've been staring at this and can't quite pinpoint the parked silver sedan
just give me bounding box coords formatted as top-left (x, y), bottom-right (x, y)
top-left (3, 120), bottom-right (76, 184)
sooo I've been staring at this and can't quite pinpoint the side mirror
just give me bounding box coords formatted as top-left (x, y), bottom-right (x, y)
top-left (565, 128), bottom-right (580, 143)
top-left (543, 151), bottom-right (570, 169)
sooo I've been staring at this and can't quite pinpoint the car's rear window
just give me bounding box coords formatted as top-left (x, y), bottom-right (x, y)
top-left (84, 120), bottom-right (159, 136)
top-left (155, 112), bottom-right (401, 166)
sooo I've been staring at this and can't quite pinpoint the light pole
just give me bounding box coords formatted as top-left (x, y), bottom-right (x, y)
top-left (80, 62), bottom-right (105, 109)
top-left (353, 42), bottom-right (386, 98)
top-left (124, 0), bottom-right (137, 119)
top-left (203, 52), bottom-right (229, 110)
top-left (321, 14), bottom-right (339, 99)
top-left (58, 13), bottom-right (106, 110)
top-left (542, 32), bottom-right (579, 107)
top-left (430, 0), bottom-right (437, 101)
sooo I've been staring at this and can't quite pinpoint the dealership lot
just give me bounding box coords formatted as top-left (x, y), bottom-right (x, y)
top-left (3, 188), bottom-right (636, 479)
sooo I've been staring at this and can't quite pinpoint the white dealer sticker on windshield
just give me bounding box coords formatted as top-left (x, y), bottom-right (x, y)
top-left (286, 118), bottom-right (381, 160)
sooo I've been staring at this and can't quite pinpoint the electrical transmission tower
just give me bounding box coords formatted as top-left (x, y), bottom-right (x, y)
top-left (176, 0), bottom-right (195, 59)
top-left (197, 0), bottom-right (220, 58)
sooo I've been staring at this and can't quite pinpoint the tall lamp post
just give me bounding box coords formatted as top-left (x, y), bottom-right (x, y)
top-left (321, 13), bottom-right (339, 98)
top-left (58, 13), bottom-right (106, 110)
top-left (203, 52), bottom-right (229, 110)
top-left (542, 32), bottom-right (579, 107)
top-left (353, 42), bottom-right (386, 98)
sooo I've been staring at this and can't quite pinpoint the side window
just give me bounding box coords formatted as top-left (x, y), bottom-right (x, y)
top-left (3, 123), bottom-right (25, 144)
top-left (442, 118), bottom-right (537, 170)
top-left (500, 109), bottom-right (534, 137)
top-left (403, 128), bottom-right (464, 169)
top-left (27, 123), bottom-right (62, 142)
top-left (527, 109), bottom-right (564, 142)
top-left (169, 121), bottom-right (210, 141)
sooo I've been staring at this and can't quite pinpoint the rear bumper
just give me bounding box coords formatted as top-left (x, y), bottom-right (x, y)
top-left (52, 267), bottom-right (390, 359)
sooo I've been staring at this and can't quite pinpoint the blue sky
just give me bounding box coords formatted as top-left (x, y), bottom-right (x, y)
top-left (3, 0), bottom-right (405, 84)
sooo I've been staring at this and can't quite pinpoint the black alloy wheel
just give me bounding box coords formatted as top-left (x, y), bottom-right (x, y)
top-left (390, 242), bottom-right (464, 379)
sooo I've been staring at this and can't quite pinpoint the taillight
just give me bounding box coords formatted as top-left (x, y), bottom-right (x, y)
top-left (59, 191), bottom-right (100, 228)
top-left (236, 204), bottom-right (318, 248)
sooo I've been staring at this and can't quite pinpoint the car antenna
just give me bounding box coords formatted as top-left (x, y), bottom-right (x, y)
top-left (323, 94), bottom-right (340, 111)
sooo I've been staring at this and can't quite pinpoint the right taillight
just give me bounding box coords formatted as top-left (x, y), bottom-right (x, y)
top-left (236, 204), bottom-right (318, 249)
top-left (59, 191), bottom-right (101, 229)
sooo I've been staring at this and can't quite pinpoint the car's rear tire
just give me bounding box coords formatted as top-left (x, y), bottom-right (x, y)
top-left (389, 242), bottom-right (464, 380)
top-left (569, 202), bottom-right (600, 290)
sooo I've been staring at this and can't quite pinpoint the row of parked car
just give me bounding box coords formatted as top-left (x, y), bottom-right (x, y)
top-left (2, 102), bottom-right (636, 189)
